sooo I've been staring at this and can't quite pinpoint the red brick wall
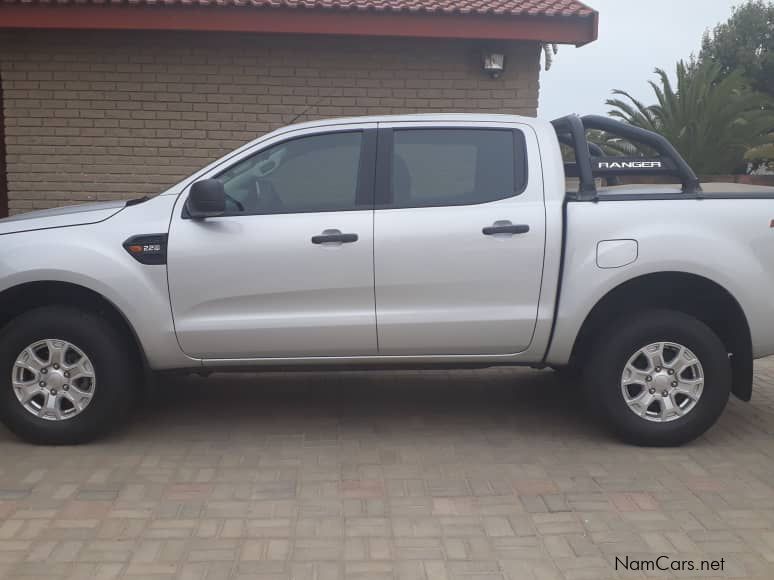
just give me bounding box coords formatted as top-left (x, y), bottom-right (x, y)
top-left (0, 30), bottom-right (541, 214)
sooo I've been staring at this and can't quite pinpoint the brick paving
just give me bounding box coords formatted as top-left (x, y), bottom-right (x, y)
top-left (2, 359), bottom-right (774, 579)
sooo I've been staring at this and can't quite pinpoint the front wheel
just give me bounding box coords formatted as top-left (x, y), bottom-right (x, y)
top-left (584, 309), bottom-right (731, 446)
top-left (0, 306), bottom-right (137, 444)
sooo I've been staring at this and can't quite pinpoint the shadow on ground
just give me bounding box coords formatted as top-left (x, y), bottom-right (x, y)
top-left (1, 363), bottom-right (772, 446)
top-left (127, 367), bottom-right (606, 444)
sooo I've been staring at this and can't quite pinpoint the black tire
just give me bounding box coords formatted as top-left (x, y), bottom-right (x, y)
top-left (0, 306), bottom-right (137, 444)
top-left (583, 309), bottom-right (731, 447)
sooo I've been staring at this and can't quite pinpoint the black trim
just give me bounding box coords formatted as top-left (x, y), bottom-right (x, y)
top-left (513, 129), bottom-right (529, 194)
top-left (375, 127), bottom-right (529, 210)
top-left (125, 195), bottom-right (150, 207)
top-left (311, 232), bottom-right (359, 244)
top-left (541, 199), bottom-right (569, 365)
top-left (123, 234), bottom-right (168, 265)
top-left (374, 127), bottom-right (393, 207)
top-left (357, 129), bottom-right (378, 208)
top-left (162, 362), bottom-right (542, 375)
top-left (482, 224), bottom-right (529, 235)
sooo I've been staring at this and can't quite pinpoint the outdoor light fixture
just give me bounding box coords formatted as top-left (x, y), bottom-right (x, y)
top-left (482, 52), bottom-right (505, 79)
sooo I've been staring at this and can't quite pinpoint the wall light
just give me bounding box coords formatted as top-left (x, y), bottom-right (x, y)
top-left (482, 52), bottom-right (505, 79)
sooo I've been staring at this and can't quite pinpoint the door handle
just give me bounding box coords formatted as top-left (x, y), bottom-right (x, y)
top-left (311, 229), bottom-right (359, 245)
top-left (482, 221), bottom-right (530, 236)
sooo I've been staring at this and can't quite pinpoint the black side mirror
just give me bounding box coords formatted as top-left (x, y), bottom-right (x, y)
top-left (186, 179), bottom-right (226, 219)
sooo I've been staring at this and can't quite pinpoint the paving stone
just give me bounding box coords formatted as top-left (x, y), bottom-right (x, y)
top-left (1, 361), bottom-right (774, 579)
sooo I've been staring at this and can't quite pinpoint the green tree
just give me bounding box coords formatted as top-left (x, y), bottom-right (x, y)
top-left (606, 60), bottom-right (774, 174)
top-left (745, 135), bottom-right (774, 171)
top-left (586, 129), bottom-right (649, 157)
top-left (700, 0), bottom-right (774, 97)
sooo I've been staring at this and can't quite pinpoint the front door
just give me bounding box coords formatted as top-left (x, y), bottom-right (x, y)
top-left (373, 122), bottom-right (546, 355)
top-left (167, 126), bottom-right (378, 359)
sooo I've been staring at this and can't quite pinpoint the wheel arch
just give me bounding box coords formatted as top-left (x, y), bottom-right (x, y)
top-left (0, 280), bottom-right (149, 379)
top-left (570, 271), bottom-right (753, 401)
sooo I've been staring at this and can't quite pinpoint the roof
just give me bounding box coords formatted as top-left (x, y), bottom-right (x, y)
top-left (0, 0), bottom-right (598, 45)
top-left (279, 112), bottom-right (545, 131)
top-left (1, 0), bottom-right (595, 18)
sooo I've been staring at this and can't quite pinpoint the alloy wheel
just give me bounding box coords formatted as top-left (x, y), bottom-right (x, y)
top-left (12, 339), bottom-right (96, 421)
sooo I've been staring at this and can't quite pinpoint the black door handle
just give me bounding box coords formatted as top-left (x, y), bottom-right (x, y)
top-left (311, 230), bottom-right (359, 244)
top-left (483, 222), bottom-right (530, 236)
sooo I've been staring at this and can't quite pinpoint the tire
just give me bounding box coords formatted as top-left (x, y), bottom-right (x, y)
top-left (0, 306), bottom-right (137, 444)
top-left (583, 309), bottom-right (731, 446)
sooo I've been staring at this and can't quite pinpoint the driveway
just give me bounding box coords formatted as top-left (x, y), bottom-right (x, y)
top-left (1, 360), bottom-right (774, 579)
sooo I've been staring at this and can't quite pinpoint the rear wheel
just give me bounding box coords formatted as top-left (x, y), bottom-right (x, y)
top-left (0, 306), bottom-right (137, 444)
top-left (584, 309), bottom-right (731, 446)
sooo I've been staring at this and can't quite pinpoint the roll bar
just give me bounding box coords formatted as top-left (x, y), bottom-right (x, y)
top-left (551, 114), bottom-right (702, 200)
top-left (556, 134), bottom-right (622, 187)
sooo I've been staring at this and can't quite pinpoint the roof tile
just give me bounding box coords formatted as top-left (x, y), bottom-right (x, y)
top-left (0, 0), bottom-right (596, 17)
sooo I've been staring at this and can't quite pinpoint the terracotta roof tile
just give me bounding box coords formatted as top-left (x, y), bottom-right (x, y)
top-left (1, 0), bottom-right (596, 18)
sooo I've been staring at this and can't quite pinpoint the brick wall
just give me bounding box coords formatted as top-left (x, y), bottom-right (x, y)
top-left (0, 77), bottom-right (6, 218)
top-left (0, 30), bottom-right (540, 214)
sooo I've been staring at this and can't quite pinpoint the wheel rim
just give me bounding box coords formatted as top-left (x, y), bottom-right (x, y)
top-left (620, 341), bottom-right (704, 423)
top-left (12, 339), bottom-right (96, 421)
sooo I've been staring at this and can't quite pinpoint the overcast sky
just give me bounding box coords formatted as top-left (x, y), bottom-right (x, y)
top-left (539, 0), bottom-right (745, 120)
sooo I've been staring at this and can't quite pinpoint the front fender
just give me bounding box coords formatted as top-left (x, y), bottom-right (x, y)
top-left (0, 197), bottom-right (196, 369)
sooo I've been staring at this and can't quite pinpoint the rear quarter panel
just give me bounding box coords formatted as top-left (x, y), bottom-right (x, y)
top-left (547, 198), bottom-right (774, 364)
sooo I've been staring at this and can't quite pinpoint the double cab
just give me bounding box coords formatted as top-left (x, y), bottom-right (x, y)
top-left (1, 113), bottom-right (773, 446)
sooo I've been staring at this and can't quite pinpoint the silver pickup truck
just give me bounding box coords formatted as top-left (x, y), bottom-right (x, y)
top-left (1, 113), bottom-right (773, 446)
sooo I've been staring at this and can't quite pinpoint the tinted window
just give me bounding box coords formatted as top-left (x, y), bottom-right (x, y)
top-left (215, 131), bottom-right (363, 215)
top-left (390, 129), bottom-right (524, 208)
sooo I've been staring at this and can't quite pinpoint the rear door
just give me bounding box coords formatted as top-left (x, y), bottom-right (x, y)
top-left (373, 121), bottom-right (546, 355)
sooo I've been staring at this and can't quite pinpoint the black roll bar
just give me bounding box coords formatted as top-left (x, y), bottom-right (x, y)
top-left (556, 133), bottom-right (622, 187)
top-left (551, 115), bottom-right (597, 200)
top-left (552, 114), bottom-right (702, 199)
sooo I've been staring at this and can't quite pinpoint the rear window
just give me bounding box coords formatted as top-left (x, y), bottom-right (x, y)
top-left (390, 129), bottom-right (526, 208)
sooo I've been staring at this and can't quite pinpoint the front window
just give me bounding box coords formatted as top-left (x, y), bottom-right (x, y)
top-left (214, 131), bottom-right (364, 215)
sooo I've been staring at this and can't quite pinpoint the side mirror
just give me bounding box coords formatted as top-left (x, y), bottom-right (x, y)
top-left (186, 179), bottom-right (226, 219)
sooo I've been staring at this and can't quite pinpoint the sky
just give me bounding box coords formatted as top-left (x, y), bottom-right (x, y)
top-left (539, 0), bottom-right (746, 120)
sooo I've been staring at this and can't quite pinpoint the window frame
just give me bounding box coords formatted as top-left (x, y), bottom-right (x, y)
top-left (374, 126), bottom-right (528, 209)
top-left (182, 128), bottom-right (377, 219)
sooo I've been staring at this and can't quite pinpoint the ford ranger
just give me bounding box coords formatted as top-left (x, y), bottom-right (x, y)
top-left (1, 113), bottom-right (773, 447)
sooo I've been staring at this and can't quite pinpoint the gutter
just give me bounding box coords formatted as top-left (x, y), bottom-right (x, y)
top-left (0, 5), bottom-right (599, 45)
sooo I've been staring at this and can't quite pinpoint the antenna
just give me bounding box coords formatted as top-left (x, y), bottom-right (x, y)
top-left (286, 92), bottom-right (328, 126)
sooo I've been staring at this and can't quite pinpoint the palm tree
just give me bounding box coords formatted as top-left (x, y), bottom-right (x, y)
top-left (586, 129), bottom-right (652, 157)
top-left (606, 60), bottom-right (774, 174)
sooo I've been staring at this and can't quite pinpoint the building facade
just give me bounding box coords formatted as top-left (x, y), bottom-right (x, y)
top-left (0, 0), bottom-right (597, 215)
